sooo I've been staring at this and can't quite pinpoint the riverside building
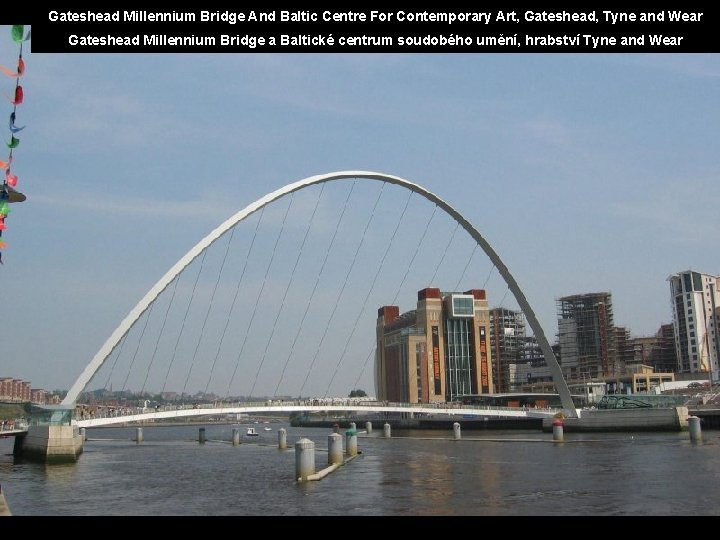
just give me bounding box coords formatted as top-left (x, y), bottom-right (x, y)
top-left (669, 270), bottom-right (720, 379)
top-left (375, 288), bottom-right (493, 403)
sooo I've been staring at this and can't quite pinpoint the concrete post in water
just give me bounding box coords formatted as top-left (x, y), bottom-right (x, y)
top-left (383, 422), bottom-right (391, 438)
top-left (552, 418), bottom-right (564, 442)
top-left (349, 422), bottom-right (356, 431)
top-left (278, 428), bottom-right (287, 449)
top-left (688, 416), bottom-right (702, 442)
top-left (80, 427), bottom-right (86, 442)
top-left (453, 422), bottom-right (461, 440)
top-left (328, 433), bottom-right (343, 465)
top-left (346, 429), bottom-right (358, 457)
top-left (333, 423), bottom-right (340, 434)
top-left (136, 427), bottom-right (143, 444)
top-left (365, 421), bottom-right (373, 434)
top-left (295, 438), bottom-right (315, 481)
top-left (232, 428), bottom-right (241, 446)
top-left (199, 427), bottom-right (206, 444)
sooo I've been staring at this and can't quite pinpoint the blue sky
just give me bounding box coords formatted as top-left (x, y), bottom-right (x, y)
top-left (2, 44), bottom-right (719, 397)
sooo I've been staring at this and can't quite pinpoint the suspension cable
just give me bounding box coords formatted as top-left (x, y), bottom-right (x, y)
top-left (324, 190), bottom-right (414, 397)
top-left (120, 300), bottom-right (156, 394)
top-left (140, 276), bottom-right (180, 395)
top-left (274, 181), bottom-right (356, 397)
top-left (221, 206), bottom-right (265, 399)
top-left (162, 249), bottom-right (208, 396)
top-left (351, 345), bottom-right (376, 394)
top-left (391, 204), bottom-right (438, 306)
top-left (177, 226), bottom-right (235, 397)
top-left (453, 244), bottom-right (478, 291)
top-left (102, 333), bottom-right (128, 391)
top-left (249, 185), bottom-right (326, 397)
top-left (427, 221), bottom-right (460, 287)
top-left (299, 182), bottom-right (386, 397)
top-left (483, 264), bottom-right (495, 289)
top-left (228, 195), bottom-right (294, 398)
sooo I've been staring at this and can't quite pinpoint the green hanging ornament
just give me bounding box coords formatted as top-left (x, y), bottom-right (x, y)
top-left (11, 25), bottom-right (24, 43)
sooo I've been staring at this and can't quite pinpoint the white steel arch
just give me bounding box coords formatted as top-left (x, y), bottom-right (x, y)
top-left (62, 171), bottom-right (577, 416)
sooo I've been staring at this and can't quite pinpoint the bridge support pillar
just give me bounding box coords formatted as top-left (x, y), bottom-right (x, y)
top-left (453, 422), bottom-right (461, 440)
top-left (383, 423), bottom-right (391, 438)
top-left (328, 433), bottom-right (343, 465)
top-left (136, 427), bottom-right (143, 444)
top-left (232, 428), bottom-right (241, 446)
top-left (79, 427), bottom-right (87, 442)
top-left (295, 438), bottom-right (315, 481)
top-left (365, 421), bottom-right (372, 434)
top-left (15, 406), bottom-right (83, 464)
top-left (278, 428), bottom-right (287, 449)
top-left (17, 425), bottom-right (83, 463)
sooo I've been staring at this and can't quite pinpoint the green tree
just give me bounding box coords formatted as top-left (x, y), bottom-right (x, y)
top-left (349, 389), bottom-right (367, 398)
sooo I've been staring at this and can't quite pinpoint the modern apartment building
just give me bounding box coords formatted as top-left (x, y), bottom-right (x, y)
top-left (669, 270), bottom-right (720, 378)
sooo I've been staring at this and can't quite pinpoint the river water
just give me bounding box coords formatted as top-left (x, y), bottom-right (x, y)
top-left (1, 423), bottom-right (718, 515)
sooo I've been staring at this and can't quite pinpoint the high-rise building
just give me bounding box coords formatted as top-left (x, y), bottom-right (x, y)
top-left (615, 327), bottom-right (635, 372)
top-left (650, 324), bottom-right (678, 373)
top-left (376, 288), bottom-right (493, 403)
top-left (489, 308), bottom-right (526, 393)
top-left (557, 292), bottom-right (617, 380)
top-left (668, 270), bottom-right (720, 378)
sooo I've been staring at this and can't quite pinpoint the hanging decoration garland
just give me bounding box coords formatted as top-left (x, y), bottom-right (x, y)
top-left (0, 25), bottom-right (30, 265)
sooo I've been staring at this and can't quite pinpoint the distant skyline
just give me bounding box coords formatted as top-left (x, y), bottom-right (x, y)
top-left (1, 44), bottom-right (719, 395)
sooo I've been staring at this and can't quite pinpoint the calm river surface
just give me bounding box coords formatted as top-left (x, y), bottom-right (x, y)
top-left (1, 423), bottom-right (718, 515)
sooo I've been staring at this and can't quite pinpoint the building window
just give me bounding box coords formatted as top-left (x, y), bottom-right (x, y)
top-left (690, 332), bottom-right (695, 337)
top-left (692, 347), bottom-right (697, 353)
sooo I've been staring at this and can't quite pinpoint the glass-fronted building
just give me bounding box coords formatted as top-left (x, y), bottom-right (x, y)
top-left (375, 288), bottom-right (494, 403)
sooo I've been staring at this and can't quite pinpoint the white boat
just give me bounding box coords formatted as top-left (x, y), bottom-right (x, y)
top-left (263, 426), bottom-right (272, 432)
top-left (246, 427), bottom-right (260, 437)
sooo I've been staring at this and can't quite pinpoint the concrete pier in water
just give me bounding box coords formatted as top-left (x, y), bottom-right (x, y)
top-left (14, 426), bottom-right (84, 463)
top-left (346, 429), bottom-right (358, 457)
top-left (328, 433), bottom-right (343, 465)
top-left (14, 406), bottom-right (83, 463)
top-left (688, 416), bottom-right (702, 442)
top-left (295, 438), bottom-right (315, 481)
top-left (542, 407), bottom-right (690, 433)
